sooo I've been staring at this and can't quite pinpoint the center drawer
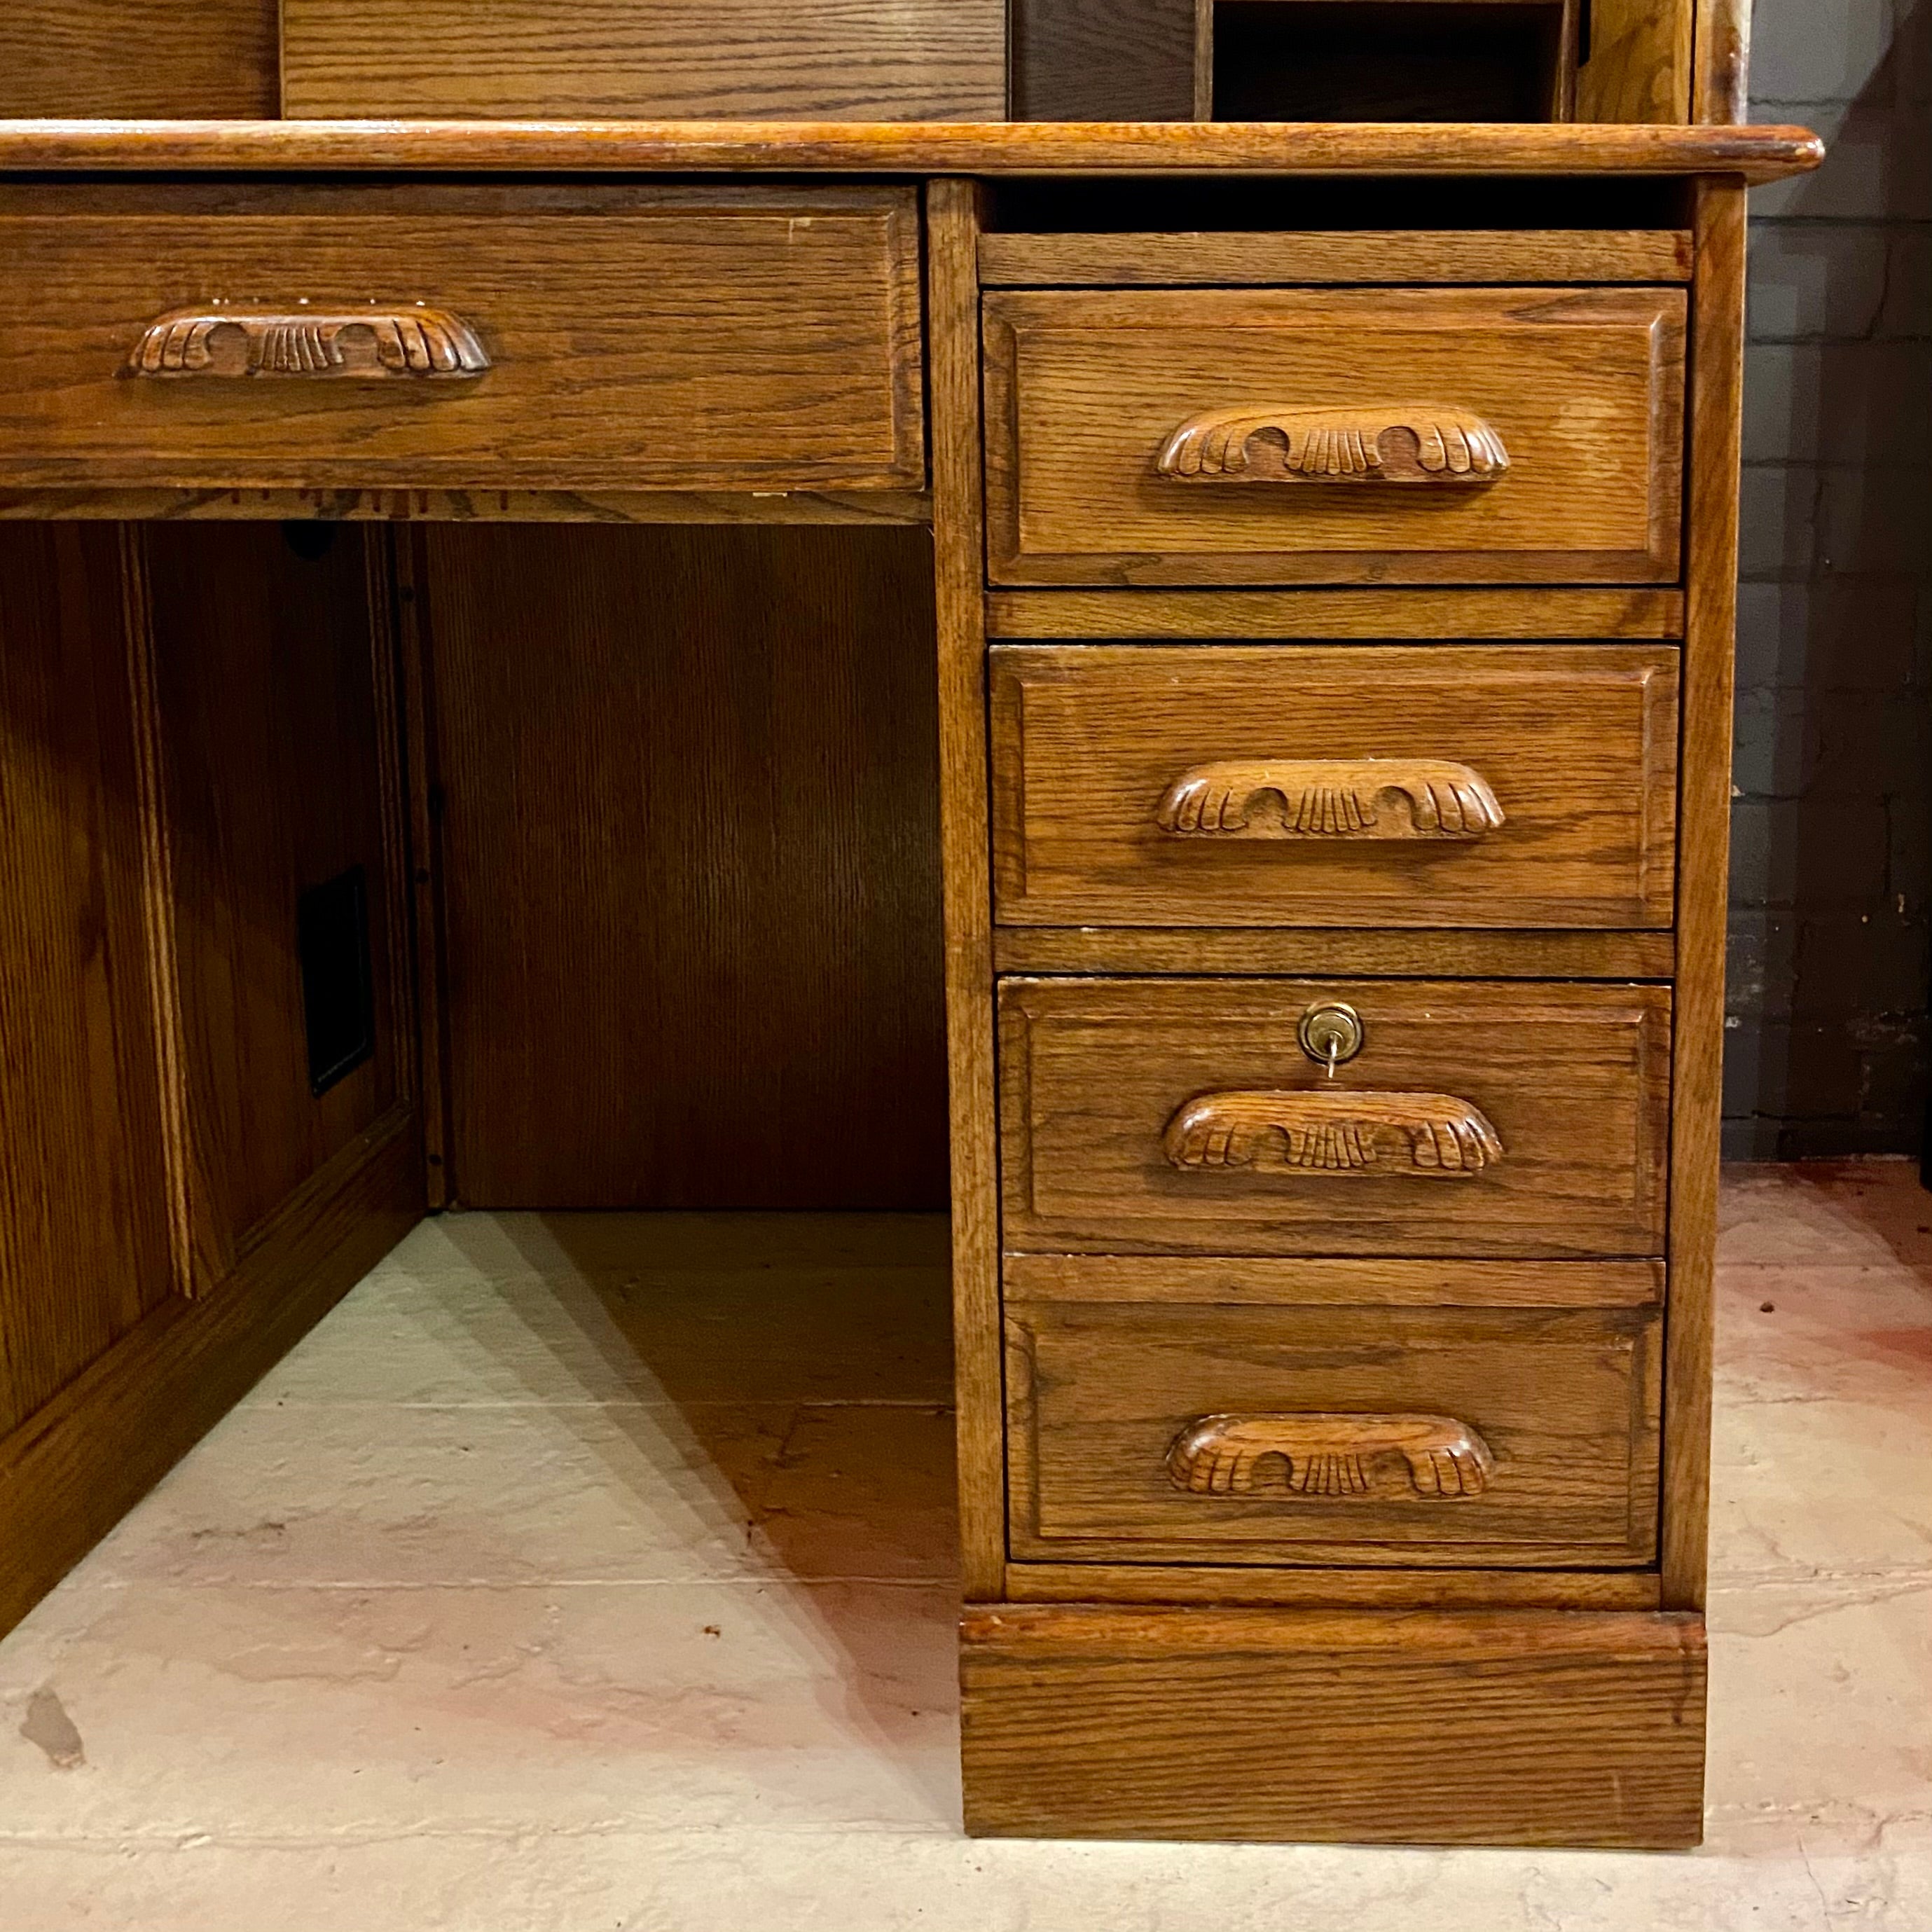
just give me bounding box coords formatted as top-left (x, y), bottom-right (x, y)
top-left (0, 182), bottom-right (925, 495)
top-left (991, 643), bottom-right (1678, 930)
top-left (984, 284), bottom-right (1686, 586)
top-left (1000, 977), bottom-right (1671, 1257)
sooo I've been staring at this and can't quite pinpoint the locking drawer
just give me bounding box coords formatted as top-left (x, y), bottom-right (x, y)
top-left (999, 976), bottom-right (1672, 1258)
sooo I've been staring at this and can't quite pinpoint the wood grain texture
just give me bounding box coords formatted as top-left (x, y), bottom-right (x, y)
top-left (0, 489), bottom-right (933, 528)
top-left (977, 228), bottom-right (1696, 287)
top-left (1575, 0), bottom-right (1694, 123)
top-left (118, 530), bottom-right (195, 1303)
top-left (1005, 1254), bottom-right (1664, 1306)
top-left (1010, 0), bottom-right (1198, 119)
top-left (1692, 0), bottom-right (1751, 125)
top-left (1000, 977), bottom-right (1672, 1257)
top-left (1007, 1299), bottom-right (1660, 1564)
top-left (391, 534), bottom-right (451, 1211)
top-left (928, 179), bottom-right (1006, 1602)
top-left (420, 522), bottom-right (946, 1211)
top-left (0, 1114), bottom-right (420, 1637)
top-left (281, 0), bottom-right (1007, 120)
top-left (144, 525), bottom-right (406, 1281)
top-left (1662, 182), bottom-right (1746, 1613)
top-left (0, 2), bottom-right (277, 118)
top-left (960, 1605), bottom-right (1707, 1846)
top-left (987, 586), bottom-right (1685, 639)
top-left (0, 183), bottom-right (924, 495)
top-left (0, 120), bottom-right (1829, 185)
top-left (0, 527), bottom-right (174, 1436)
top-left (991, 645), bottom-right (1678, 930)
top-left (984, 287), bottom-right (1688, 586)
top-left (1005, 1563), bottom-right (1663, 1609)
top-left (993, 925), bottom-right (1674, 977)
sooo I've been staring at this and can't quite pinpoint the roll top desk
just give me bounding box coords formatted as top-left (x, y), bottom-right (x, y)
top-left (0, 0), bottom-right (1818, 1849)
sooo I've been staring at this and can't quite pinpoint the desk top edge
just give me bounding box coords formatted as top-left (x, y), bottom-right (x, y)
top-left (0, 119), bottom-right (1824, 184)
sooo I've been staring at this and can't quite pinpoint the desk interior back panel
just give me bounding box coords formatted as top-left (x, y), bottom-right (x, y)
top-left (0, 527), bottom-right (175, 1438)
top-left (0, 0), bottom-right (279, 116)
top-left (281, 0), bottom-right (1008, 119)
top-left (143, 525), bottom-right (405, 1280)
top-left (1011, 0), bottom-right (1199, 120)
top-left (421, 523), bottom-right (949, 1210)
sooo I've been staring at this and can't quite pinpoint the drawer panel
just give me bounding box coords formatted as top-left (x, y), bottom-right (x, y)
top-left (991, 644), bottom-right (1678, 930)
top-left (1000, 977), bottom-right (1671, 1257)
top-left (1006, 1287), bottom-right (1662, 1566)
top-left (984, 285), bottom-right (1686, 586)
top-left (281, 0), bottom-right (1007, 119)
top-left (0, 184), bottom-right (924, 494)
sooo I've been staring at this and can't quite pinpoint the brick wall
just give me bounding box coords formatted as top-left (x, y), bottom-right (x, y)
top-left (1725, 0), bottom-right (1932, 1156)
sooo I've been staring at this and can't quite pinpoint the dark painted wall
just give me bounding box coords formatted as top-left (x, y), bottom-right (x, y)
top-left (1726, 0), bottom-right (1932, 1155)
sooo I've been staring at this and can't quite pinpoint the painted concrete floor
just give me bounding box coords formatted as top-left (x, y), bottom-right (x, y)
top-left (1, 1162), bottom-right (1928, 1928)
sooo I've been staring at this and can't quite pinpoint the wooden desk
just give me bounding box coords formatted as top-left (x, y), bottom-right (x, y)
top-left (0, 114), bottom-right (1820, 1847)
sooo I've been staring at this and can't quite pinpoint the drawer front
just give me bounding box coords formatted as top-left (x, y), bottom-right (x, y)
top-left (1000, 977), bottom-right (1671, 1257)
top-left (0, 185), bottom-right (924, 493)
top-left (991, 644), bottom-right (1678, 930)
top-left (984, 285), bottom-right (1686, 586)
top-left (1005, 1291), bottom-right (1662, 1566)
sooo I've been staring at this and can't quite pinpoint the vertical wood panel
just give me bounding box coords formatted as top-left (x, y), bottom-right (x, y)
top-left (423, 523), bottom-right (948, 1212)
top-left (0, 526), bottom-right (174, 1435)
top-left (144, 524), bottom-right (405, 1281)
top-left (1662, 180), bottom-right (1748, 1610)
top-left (0, 1), bottom-right (279, 118)
top-left (929, 179), bottom-right (1007, 1602)
top-left (1577, 0), bottom-right (1695, 123)
top-left (1691, 0), bottom-right (1751, 125)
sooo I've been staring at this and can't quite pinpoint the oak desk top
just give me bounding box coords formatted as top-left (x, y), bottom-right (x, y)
top-left (0, 118), bottom-right (1825, 182)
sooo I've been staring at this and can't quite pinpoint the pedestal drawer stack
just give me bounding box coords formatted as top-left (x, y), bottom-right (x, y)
top-left (963, 217), bottom-right (1718, 1845)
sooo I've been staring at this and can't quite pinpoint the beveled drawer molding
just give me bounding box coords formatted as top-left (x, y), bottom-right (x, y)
top-left (1005, 1295), bottom-right (1662, 1565)
top-left (991, 645), bottom-right (1678, 931)
top-left (984, 285), bottom-right (1688, 586)
top-left (0, 181), bottom-right (925, 494)
top-left (999, 977), bottom-right (1672, 1259)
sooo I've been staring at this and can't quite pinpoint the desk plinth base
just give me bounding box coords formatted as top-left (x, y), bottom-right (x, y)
top-left (960, 1603), bottom-right (1706, 1848)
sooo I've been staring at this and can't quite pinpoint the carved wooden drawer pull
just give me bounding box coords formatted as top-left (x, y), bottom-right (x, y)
top-left (1167, 1412), bottom-right (1496, 1500)
top-left (1157, 402), bottom-right (1509, 483)
top-left (127, 307), bottom-right (491, 379)
top-left (1163, 1089), bottom-right (1504, 1175)
top-left (1156, 757), bottom-right (1505, 839)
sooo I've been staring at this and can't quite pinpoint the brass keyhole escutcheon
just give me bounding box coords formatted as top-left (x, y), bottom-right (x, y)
top-left (1297, 1000), bottom-right (1365, 1078)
